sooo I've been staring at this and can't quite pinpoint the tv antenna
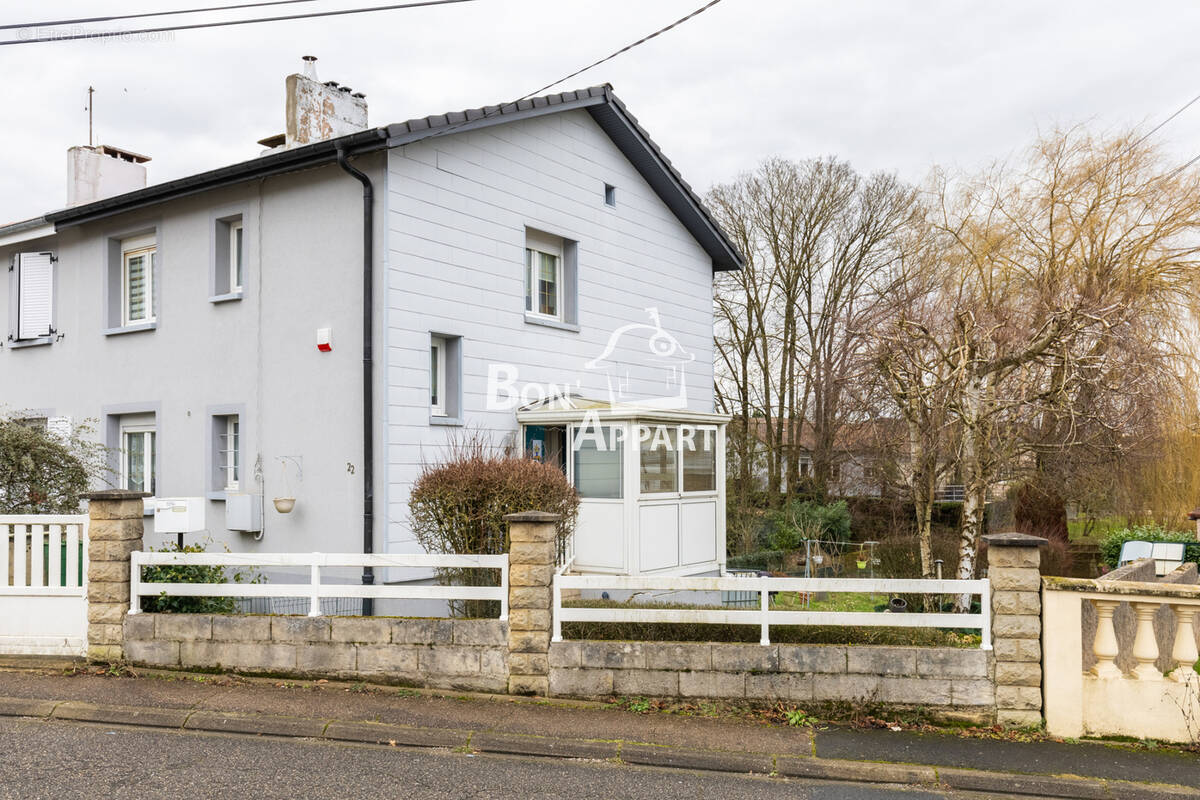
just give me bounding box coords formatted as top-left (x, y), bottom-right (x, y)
top-left (86, 86), bottom-right (94, 146)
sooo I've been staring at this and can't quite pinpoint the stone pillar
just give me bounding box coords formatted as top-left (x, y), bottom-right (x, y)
top-left (983, 532), bottom-right (1047, 727)
top-left (505, 511), bottom-right (559, 696)
top-left (85, 490), bottom-right (147, 662)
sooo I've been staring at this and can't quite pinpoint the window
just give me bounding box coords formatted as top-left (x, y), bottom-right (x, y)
top-left (212, 214), bottom-right (245, 300)
top-left (120, 235), bottom-right (156, 326)
top-left (604, 184), bottom-right (616, 206)
top-left (229, 220), bottom-right (244, 292)
top-left (428, 333), bottom-right (462, 423)
top-left (573, 425), bottom-right (622, 499)
top-left (525, 247), bottom-right (561, 319)
top-left (121, 424), bottom-right (156, 495)
top-left (9, 252), bottom-right (55, 342)
top-left (682, 427), bottom-right (716, 492)
top-left (217, 415), bottom-right (240, 491)
top-left (430, 336), bottom-right (447, 417)
top-left (523, 229), bottom-right (578, 329)
top-left (639, 426), bottom-right (678, 494)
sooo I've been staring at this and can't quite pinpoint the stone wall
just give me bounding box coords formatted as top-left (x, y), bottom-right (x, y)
top-left (124, 614), bottom-right (508, 692)
top-left (548, 641), bottom-right (994, 717)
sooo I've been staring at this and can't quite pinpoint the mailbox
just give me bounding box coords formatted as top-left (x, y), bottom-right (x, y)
top-left (154, 497), bottom-right (206, 534)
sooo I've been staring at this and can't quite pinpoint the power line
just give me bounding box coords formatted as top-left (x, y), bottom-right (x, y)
top-left (426, 0), bottom-right (726, 142)
top-left (520, 0), bottom-right (724, 101)
top-left (0, 0), bottom-right (476, 46)
top-left (0, 1), bottom-right (321, 31)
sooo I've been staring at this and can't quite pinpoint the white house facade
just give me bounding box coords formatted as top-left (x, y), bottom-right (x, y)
top-left (0, 64), bottom-right (742, 581)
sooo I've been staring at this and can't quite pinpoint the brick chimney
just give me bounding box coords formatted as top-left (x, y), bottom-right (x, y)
top-left (284, 56), bottom-right (368, 148)
top-left (67, 145), bottom-right (150, 206)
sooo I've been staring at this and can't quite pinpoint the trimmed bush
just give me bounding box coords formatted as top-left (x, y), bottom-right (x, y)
top-left (409, 446), bottom-right (579, 616)
top-left (1098, 525), bottom-right (1200, 569)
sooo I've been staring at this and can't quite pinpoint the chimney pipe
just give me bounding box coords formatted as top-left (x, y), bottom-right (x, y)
top-left (301, 55), bottom-right (318, 80)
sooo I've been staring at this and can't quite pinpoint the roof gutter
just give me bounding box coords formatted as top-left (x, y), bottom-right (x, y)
top-left (46, 128), bottom-right (390, 229)
top-left (336, 144), bottom-right (378, 616)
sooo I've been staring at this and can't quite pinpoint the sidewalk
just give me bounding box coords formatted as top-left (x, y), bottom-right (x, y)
top-left (1, 663), bottom-right (1197, 799)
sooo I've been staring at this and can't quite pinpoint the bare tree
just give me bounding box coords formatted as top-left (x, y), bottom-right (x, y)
top-left (710, 158), bottom-right (918, 506)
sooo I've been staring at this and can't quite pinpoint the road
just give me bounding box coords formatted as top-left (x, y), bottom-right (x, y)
top-left (0, 716), bottom-right (1025, 800)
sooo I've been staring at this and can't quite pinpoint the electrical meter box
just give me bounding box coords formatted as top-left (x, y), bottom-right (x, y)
top-left (226, 494), bottom-right (263, 532)
top-left (154, 497), bottom-right (206, 534)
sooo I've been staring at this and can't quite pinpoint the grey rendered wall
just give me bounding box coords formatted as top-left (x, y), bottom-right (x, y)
top-left (0, 156), bottom-right (389, 559)
top-left (384, 108), bottom-right (717, 554)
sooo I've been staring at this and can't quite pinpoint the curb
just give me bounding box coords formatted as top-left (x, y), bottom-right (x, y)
top-left (1, 696), bottom-right (1196, 799)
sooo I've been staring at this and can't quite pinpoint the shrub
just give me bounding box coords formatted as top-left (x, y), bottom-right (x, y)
top-left (763, 499), bottom-right (852, 552)
top-left (139, 541), bottom-right (260, 614)
top-left (0, 415), bottom-right (108, 514)
top-left (1098, 525), bottom-right (1200, 569)
top-left (409, 446), bottom-right (579, 616)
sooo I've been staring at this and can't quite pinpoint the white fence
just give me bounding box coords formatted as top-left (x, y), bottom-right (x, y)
top-left (0, 514), bottom-right (89, 656)
top-left (553, 574), bottom-right (991, 648)
top-left (130, 552), bottom-right (509, 619)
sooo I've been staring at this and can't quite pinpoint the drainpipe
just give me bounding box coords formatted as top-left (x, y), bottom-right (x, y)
top-left (337, 144), bottom-right (375, 616)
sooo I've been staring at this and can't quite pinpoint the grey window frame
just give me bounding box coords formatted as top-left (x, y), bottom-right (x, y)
top-left (523, 228), bottom-right (579, 332)
top-left (210, 206), bottom-right (252, 302)
top-left (429, 332), bottom-right (463, 426)
top-left (104, 224), bottom-right (160, 336)
top-left (207, 404), bottom-right (247, 500)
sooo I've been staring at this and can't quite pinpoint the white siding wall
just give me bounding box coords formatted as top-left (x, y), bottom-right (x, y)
top-left (385, 109), bottom-right (716, 552)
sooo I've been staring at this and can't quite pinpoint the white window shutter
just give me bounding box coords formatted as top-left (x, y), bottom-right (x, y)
top-left (47, 416), bottom-right (72, 442)
top-left (16, 252), bottom-right (54, 340)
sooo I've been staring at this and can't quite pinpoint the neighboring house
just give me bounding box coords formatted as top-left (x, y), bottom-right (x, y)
top-left (0, 60), bottom-right (742, 579)
top-left (735, 417), bottom-right (905, 499)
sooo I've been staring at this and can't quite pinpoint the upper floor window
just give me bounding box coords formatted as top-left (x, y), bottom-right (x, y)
top-left (8, 251), bottom-right (55, 343)
top-left (525, 231), bottom-right (562, 321)
top-left (229, 220), bottom-right (244, 293)
top-left (212, 213), bottom-right (245, 300)
top-left (121, 234), bottom-right (156, 326)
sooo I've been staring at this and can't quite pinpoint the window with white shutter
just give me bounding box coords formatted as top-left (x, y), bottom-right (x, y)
top-left (12, 251), bottom-right (55, 341)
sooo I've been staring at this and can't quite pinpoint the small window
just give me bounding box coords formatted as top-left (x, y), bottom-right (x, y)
top-left (430, 336), bottom-right (447, 417)
top-left (229, 220), bottom-right (244, 292)
top-left (639, 425), bottom-right (678, 494)
top-left (121, 235), bottom-right (156, 326)
top-left (573, 425), bottom-right (623, 499)
top-left (10, 252), bottom-right (55, 342)
top-left (217, 415), bottom-right (240, 491)
top-left (604, 184), bottom-right (616, 206)
top-left (121, 424), bottom-right (156, 495)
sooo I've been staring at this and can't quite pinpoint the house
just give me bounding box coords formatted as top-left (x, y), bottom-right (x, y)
top-left (0, 59), bottom-right (741, 586)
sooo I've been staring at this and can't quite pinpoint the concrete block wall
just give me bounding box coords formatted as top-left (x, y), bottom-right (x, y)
top-left (548, 641), bottom-right (994, 716)
top-left (124, 614), bottom-right (509, 692)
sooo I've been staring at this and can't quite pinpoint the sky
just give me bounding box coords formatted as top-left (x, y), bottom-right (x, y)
top-left (2, 0), bottom-right (1200, 224)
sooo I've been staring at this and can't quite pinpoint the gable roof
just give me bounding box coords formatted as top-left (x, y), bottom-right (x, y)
top-left (42, 85), bottom-right (743, 271)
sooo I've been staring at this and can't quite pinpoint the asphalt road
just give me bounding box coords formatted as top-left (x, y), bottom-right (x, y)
top-left (0, 717), bottom-right (1020, 800)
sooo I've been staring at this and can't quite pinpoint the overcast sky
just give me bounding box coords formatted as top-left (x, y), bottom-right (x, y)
top-left (2, 0), bottom-right (1200, 224)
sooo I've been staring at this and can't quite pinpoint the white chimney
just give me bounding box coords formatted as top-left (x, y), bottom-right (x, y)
top-left (284, 56), bottom-right (368, 148)
top-left (67, 145), bottom-right (150, 206)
